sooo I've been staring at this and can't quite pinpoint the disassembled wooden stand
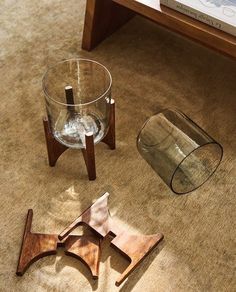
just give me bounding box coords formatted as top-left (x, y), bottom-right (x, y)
top-left (43, 86), bottom-right (115, 180)
top-left (59, 192), bottom-right (164, 286)
top-left (16, 209), bottom-right (101, 278)
top-left (17, 193), bottom-right (164, 286)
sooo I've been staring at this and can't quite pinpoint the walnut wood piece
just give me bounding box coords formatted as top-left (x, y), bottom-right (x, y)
top-left (82, 0), bottom-right (135, 51)
top-left (43, 116), bottom-right (96, 180)
top-left (16, 209), bottom-right (101, 278)
top-left (82, 132), bottom-right (96, 180)
top-left (43, 116), bottom-right (68, 167)
top-left (65, 85), bottom-right (75, 113)
top-left (16, 209), bottom-right (58, 276)
top-left (102, 99), bottom-right (116, 150)
top-left (59, 192), bottom-right (164, 286)
top-left (64, 234), bottom-right (101, 279)
top-left (43, 99), bottom-right (115, 180)
top-left (83, 0), bottom-right (236, 59)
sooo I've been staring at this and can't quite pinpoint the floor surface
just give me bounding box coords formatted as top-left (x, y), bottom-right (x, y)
top-left (0, 1), bottom-right (235, 291)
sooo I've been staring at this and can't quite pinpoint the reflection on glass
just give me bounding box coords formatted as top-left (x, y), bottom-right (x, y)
top-left (42, 58), bottom-right (112, 149)
top-left (137, 109), bottom-right (223, 194)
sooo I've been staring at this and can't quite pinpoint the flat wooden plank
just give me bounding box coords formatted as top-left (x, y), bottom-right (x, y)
top-left (113, 0), bottom-right (236, 58)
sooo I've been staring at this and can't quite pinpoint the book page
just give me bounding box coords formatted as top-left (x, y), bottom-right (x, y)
top-left (178, 0), bottom-right (236, 26)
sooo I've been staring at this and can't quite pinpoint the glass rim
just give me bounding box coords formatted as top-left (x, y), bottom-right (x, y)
top-left (42, 58), bottom-right (112, 107)
top-left (170, 141), bottom-right (223, 195)
top-left (136, 108), bottom-right (223, 195)
top-left (136, 108), bottom-right (186, 148)
top-left (136, 108), bottom-right (216, 147)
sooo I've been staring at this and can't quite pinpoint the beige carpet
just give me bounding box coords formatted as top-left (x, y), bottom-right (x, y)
top-left (0, 1), bottom-right (235, 291)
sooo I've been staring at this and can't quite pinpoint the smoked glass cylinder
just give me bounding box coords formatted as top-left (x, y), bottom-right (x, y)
top-left (137, 109), bottom-right (223, 194)
top-left (42, 58), bottom-right (112, 149)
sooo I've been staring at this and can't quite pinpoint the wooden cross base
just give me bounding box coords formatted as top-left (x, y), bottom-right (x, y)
top-left (16, 209), bottom-right (101, 278)
top-left (43, 100), bottom-right (115, 180)
top-left (59, 192), bottom-right (164, 286)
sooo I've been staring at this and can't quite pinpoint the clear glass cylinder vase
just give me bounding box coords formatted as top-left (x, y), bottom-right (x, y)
top-left (137, 109), bottom-right (223, 194)
top-left (42, 58), bottom-right (112, 149)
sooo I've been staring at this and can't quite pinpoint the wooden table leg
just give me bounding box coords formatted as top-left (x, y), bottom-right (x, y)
top-left (82, 0), bottom-right (135, 51)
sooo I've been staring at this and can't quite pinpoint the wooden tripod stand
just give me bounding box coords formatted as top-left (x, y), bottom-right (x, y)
top-left (43, 97), bottom-right (115, 180)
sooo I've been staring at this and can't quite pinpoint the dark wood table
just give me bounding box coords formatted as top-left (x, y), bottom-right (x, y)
top-left (82, 0), bottom-right (236, 59)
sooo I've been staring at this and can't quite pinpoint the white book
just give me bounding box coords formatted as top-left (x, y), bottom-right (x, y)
top-left (160, 0), bottom-right (236, 37)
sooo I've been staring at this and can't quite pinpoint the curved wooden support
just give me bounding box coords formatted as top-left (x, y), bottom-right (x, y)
top-left (64, 235), bottom-right (101, 278)
top-left (16, 209), bottom-right (58, 276)
top-left (43, 118), bottom-right (96, 180)
top-left (59, 192), bottom-right (164, 286)
top-left (16, 210), bottom-right (101, 278)
top-left (58, 192), bottom-right (111, 239)
top-left (102, 99), bottom-right (116, 150)
top-left (111, 232), bottom-right (163, 286)
top-left (43, 92), bottom-right (115, 180)
top-left (43, 116), bottom-right (68, 167)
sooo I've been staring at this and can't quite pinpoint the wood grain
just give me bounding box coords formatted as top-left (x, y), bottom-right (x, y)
top-left (64, 235), bottom-right (101, 279)
top-left (83, 0), bottom-right (236, 58)
top-left (43, 116), bottom-right (68, 167)
top-left (16, 210), bottom-right (101, 278)
top-left (82, 132), bottom-right (96, 180)
top-left (114, 0), bottom-right (236, 58)
top-left (16, 209), bottom-right (59, 276)
top-left (82, 0), bottom-right (135, 51)
top-left (65, 85), bottom-right (75, 113)
top-left (43, 98), bottom-right (115, 179)
top-left (43, 117), bottom-right (96, 180)
top-left (59, 192), bottom-right (164, 286)
top-left (112, 232), bottom-right (163, 286)
top-left (102, 99), bottom-right (116, 150)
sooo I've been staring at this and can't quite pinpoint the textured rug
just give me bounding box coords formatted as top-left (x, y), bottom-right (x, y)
top-left (0, 1), bottom-right (235, 291)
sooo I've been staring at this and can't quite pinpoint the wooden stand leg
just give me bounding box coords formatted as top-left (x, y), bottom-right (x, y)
top-left (43, 117), bottom-right (96, 180)
top-left (102, 99), bottom-right (116, 150)
top-left (82, 0), bottom-right (135, 51)
top-left (64, 235), bottom-right (101, 279)
top-left (82, 132), bottom-right (96, 180)
top-left (65, 85), bottom-right (75, 113)
top-left (16, 210), bottom-right (101, 278)
top-left (58, 192), bottom-right (164, 286)
top-left (43, 116), bottom-right (68, 167)
top-left (43, 95), bottom-right (112, 179)
top-left (16, 209), bottom-right (58, 276)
